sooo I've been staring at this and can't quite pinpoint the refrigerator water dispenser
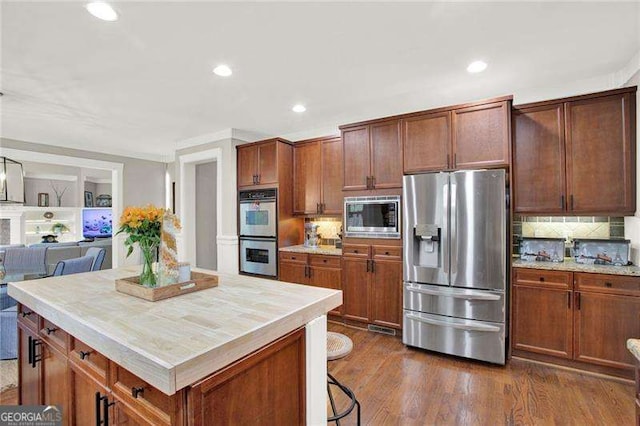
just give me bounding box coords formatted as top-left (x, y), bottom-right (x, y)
top-left (415, 224), bottom-right (440, 268)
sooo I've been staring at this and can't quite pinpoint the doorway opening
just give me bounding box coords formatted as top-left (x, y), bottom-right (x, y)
top-left (195, 161), bottom-right (217, 270)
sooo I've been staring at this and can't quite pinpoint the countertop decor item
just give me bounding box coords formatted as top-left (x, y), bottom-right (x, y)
top-left (115, 270), bottom-right (218, 301)
top-left (574, 238), bottom-right (630, 266)
top-left (116, 204), bottom-right (167, 287)
top-left (520, 237), bottom-right (565, 262)
top-left (158, 210), bottom-right (182, 286)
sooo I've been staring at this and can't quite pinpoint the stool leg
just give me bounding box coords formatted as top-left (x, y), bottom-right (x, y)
top-left (327, 377), bottom-right (341, 426)
top-left (356, 398), bottom-right (361, 426)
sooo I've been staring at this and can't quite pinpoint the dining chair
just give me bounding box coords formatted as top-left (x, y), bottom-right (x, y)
top-left (85, 247), bottom-right (106, 271)
top-left (52, 256), bottom-right (94, 276)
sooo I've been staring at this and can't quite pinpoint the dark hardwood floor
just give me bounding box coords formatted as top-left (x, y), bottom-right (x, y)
top-left (0, 323), bottom-right (634, 425)
top-left (327, 322), bottom-right (635, 425)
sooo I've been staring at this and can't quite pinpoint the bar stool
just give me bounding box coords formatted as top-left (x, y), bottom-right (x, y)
top-left (327, 331), bottom-right (361, 425)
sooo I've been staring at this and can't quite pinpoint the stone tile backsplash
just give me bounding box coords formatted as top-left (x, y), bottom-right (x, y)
top-left (512, 216), bottom-right (625, 255)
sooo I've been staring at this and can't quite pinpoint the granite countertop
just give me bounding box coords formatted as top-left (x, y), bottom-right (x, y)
top-left (279, 244), bottom-right (342, 256)
top-left (627, 339), bottom-right (640, 362)
top-left (513, 258), bottom-right (640, 276)
top-left (8, 266), bottom-right (342, 395)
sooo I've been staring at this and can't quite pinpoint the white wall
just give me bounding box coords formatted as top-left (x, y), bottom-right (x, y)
top-left (195, 161), bottom-right (217, 270)
top-left (175, 137), bottom-right (241, 273)
top-left (25, 177), bottom-right (77, 207)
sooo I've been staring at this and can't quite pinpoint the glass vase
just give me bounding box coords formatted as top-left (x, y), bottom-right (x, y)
top-left (139, 243), bottom-right (158, 287)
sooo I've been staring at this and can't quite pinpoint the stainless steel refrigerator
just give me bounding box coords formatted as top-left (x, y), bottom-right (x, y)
top-left (402, 170), bottom-right (507, 364)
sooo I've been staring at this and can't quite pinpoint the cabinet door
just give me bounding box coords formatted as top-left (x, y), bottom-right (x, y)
top-left (42, 344), bottom-right (69, 425)
top-left (18, 324), bottom-right (41, 405)
top-left (370, 120), bottom-right (403, 189)
top-left (279, 260), bottom-right (308, 285)
top-left (513, 104), bottom-right (566, 213)
top-left (342, 257), bottom-right (370, 322)
top-left (257, 141), bottom-right (278, 185)
top-left (512, 285), bottom-right (573, 358)
top-left (574, 291), bottom-right (640, 370)
top-left (293, 142), bottom-right (321, 215)
top-left (68, 362), bottom-right (110, 426)
top-left (402, 111), bottom-right (451, 173)
top-left (452, 101), bottom-right (510, 169)
top-left (237, 145), bottom-right (259, 187)
top-left (309, 265), bottom-right (342, 315)
top-left (370, 259), bottom-right (402, 329)
top-left (342, 126), bottom-right (370, 191)
top-left (321, 137), bottom-right (343, 215)
top-left (565, 93), bottom-right (635, 214)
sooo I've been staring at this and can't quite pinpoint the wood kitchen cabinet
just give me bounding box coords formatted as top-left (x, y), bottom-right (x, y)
top-left (513, 87), bottom-right (636, 215)
top-left (340, 120), bottom-right (402, 191)
top-left (279, 252), bottom-right (342, 316)
top-left (401, 97), bottom-right (511, 173)
top-left (237, 139), bottom-right (282, 187)
top-left (512, 268), bottom-right (640, 379)
top-left (18, 323), bottom-right (41, 406)
top-left (293, 136), bottom-right (343, 215)
top-left (342, 243), bottom-right (402, 329)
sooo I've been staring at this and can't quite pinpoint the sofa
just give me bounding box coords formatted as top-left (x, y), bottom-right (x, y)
top-left (0, 239), bottom-right (112, 275)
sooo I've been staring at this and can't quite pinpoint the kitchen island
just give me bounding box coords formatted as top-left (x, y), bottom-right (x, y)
top-left (8, 266), bottom-right (342, 425)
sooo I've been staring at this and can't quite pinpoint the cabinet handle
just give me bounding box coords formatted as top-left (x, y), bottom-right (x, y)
top-left (561, 195), bottom-right (565, 209)
top-left (95, 392), bottom-right (102, 426)
top-left (131, 386), bottom-right (145, 399)
top-left (371, 259), bottom-right (375, 273)
top-left (365, 176), bottom-right (370, 189)
top-left (257, 174), bottom-right (261, 184)
top-left (21, 311), bottom-right (31, 317)
top-left (28, 336), bottom-right (42, 368)
top-left (102, 395), bottom-right (114, 425)
top-left (453, 153), bottom-right (457, 167)
top-left (316, 203), bottom-right (320, 214)
top-left (371, 176), bottom-right (375, 188)
top-left (308, 267), bottom-right (312, 278)
top-left (570, 194), bottom-right (574, 210)
top-left (320, 203), bottom-right (325, 214)
top-left (45, 327), bottom-right (58, 335)
top-left (446, 154), bottom-right (450, 168)
top-left (366, 260), bottom-right (370, 272)
top-left (567, 292), bottom-right (571, 309)
top-left (605, 282), bottom-right (613, 287)
top-left (576, 292), bottom-right (581, 310)
top-left (79, 350), bottom-right (92, 360)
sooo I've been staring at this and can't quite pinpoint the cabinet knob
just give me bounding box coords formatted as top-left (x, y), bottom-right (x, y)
top-left (46, 327), bottom-right (58, 335)
top-left (79, 350), bottom-right (92, 360)
top-left (385, 251), bottom-right (390, 255)
top-left (21, 311), bottom-right (31, 317)
top-left (539, 277), bottom-right (545, 282)
top-left (605, 282), bottom-right (612, 287)
top-left (131, 387), bottom-right (145, 399)
top-left (291, 256), bottom-right (296, 260)
top-left (354, 250), bottom-right (358, 253)
top-left (323, 259), bottom-right (327, 263)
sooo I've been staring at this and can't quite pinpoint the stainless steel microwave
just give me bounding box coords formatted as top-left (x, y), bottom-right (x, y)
top-left (344, 195), bottom-right (401, 239)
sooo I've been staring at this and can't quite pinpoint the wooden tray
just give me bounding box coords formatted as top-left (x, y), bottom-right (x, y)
top-left (115, 271), bottom-right (219, 302)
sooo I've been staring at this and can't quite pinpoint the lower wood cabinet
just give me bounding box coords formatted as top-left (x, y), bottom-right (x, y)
top-left (342, 243), bottom-right (402, 330)
top-left (279, 252), bottom-right (342, 316)
top-left (512, 268), bottom-right (640, 378)
top-left (18, 323), bottom-right (41, 406)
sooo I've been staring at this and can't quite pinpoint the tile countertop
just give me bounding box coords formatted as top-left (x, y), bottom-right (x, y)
top-left (279, 244), bottom-right (342, 256)
top-left (512, 258), bottom-right (640, 276)
top-left (8, 266), bottom-right (342, 395)
top-left (628, 339), bottom-right (640, 362)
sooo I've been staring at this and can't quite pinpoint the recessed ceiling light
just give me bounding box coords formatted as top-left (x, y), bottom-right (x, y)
top-left (213, 65), bottom-right (232, 77)
top-left (86, 2), bottom-right (118, 22)
top-left (292, 104), bottom-right (306, 113)
top-left (467, 60), bottom-right (488, 73)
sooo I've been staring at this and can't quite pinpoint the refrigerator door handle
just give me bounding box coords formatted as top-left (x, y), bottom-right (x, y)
top-left (449, 182), bottom-right (457, 277)
top-left (405, 313), bottom-right (501, 332)
top-left (442, 182), bottom-right (449, 279)
top-left (405, 284), bottom-right (501, 301)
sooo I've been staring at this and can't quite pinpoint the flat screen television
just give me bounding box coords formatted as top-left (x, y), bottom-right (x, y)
top-left (82, 208), bottom-right (113, 238)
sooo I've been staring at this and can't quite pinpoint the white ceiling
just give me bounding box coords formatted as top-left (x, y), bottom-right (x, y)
top-left (1, 1), bottom-right (639, 160)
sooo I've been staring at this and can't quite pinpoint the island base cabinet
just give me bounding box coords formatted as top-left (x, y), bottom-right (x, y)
top-left (187, 328), bottom-right (306, 426)
top-left (574, 292), bottom-right (640, 370)
top-left (43, 344), bottom-right (70, 426)
top-left (18, 323), bottom-right (41, 406)
top-left (68, 361), bottom-right (111, 426)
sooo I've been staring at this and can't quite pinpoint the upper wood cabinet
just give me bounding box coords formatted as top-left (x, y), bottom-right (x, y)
top-left (237, 139), bottom-right (285, 188)
top-left (513, 87), bottom-right (637, 215)
top-left (401, 97), bottom-right (511, 173)
top-left (293, 136), bottom-right (343, 215)
top-left (341, 120), bottom-right (402, 191)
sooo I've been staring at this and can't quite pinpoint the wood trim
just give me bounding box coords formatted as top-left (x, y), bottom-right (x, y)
top-left (339, 95), bottom-right (514, 130)
top-left (234, 137), bottom-right (293, 149)
top-left (293, 134), bottom-right (341, 144)
top-left (513, 86), bottom-right (637, 110)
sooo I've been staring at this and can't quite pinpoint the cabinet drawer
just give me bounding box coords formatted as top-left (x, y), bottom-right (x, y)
top-left (279, 252), bottom-right (308, 264)
top-left (69, 337), bottom-right (109, 385)
top-left (110, 364), bottom-right (172, 425)
top-left (514, 269), bottom-right (573, 289)
top-left (39, 318), bottom-right (68, 353)
top-left (309, 255), bottom-right (341, 268)
top-left (342, 244), bottom-right (370, 258)
top-left (575, 273), bottom-right (640, 296)
top-left (17, 303), bottom-right (39, 331)
top-left (372, 245), bottom-right (402, 260)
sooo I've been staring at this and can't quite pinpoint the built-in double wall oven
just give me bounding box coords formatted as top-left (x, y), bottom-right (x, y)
top-left (239, 189), bottom-right (278, 277)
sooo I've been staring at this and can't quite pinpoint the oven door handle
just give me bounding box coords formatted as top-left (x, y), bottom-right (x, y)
top-left (404, 284), bottom-right (501, 301)
top-left (405, 313), bottom-right (501, 332)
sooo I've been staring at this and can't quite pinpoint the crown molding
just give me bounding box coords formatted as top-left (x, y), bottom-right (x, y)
top-left (175, 128), bottom-right (271, 152)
